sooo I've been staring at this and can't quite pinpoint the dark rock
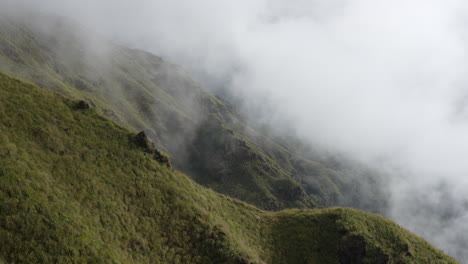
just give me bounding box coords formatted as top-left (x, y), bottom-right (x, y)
top-left (134, 131), bottom-right (154, 152)
top-left (153, 150), bottom-right (171, 168)
top-left (76, 100), bottom-right (90, 110)
top-left (133, 131), bottom-right (171, 168)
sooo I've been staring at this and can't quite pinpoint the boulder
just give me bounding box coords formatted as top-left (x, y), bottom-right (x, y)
top-left (75, 100), bottom-right (90, 110)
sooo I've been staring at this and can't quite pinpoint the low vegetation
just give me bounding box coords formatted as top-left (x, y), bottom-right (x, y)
top-left (0, 13), bottom-right (388, 212)
top-left (0, 72), bottom-right (457, 263)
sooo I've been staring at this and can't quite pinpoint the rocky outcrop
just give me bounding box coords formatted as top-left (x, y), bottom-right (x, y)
top-left (75, 100), bottom-right (90, 110)
top-left (133, 131), bottom-right (171, 168)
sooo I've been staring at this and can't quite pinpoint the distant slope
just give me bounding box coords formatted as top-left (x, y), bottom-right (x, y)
top-left (0, 71), bottom-right (457, 263)
top-left (0, 11), bottom-right (386, 212)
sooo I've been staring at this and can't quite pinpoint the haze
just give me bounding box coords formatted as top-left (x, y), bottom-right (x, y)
top-left (4, 0), bottom-right (468, 261)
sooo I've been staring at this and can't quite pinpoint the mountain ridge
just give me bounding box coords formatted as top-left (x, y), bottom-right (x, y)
top-left (0, 12), bottom-right (387, 212)
top-left (0, 71), bottom-right (457, 263)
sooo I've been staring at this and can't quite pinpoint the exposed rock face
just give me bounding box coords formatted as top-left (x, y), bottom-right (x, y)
top-left (75, 100), bottom-right (90, 110)
top-left (134, 131), bottom-right (153, 152)
top-left (134, 131), bottom-right (171, 168)
top-left (153, 150), bottom-right (171, 168)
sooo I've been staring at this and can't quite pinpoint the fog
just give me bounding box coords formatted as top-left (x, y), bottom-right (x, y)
top-left (4, 0), bottom-right (468, 261)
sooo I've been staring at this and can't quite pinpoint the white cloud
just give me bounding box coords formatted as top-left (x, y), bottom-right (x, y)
top-left (4, 0), bottom-right (468, 260)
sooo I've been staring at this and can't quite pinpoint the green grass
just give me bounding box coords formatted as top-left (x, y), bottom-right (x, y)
top-left (0, 72), bottom-right (457, 263)
top-left (0, 13), bottom-right (388, 212)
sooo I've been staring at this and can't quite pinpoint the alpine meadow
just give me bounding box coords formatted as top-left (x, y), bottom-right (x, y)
top-left (0, 1), bottom-right (467, 263)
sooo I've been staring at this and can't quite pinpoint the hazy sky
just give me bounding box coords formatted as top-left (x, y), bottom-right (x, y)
top-left (4, 0), bottom-right (468, 261)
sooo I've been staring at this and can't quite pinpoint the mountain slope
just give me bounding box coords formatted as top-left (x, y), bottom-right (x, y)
top-left (0, 71), bottom-right (457, 263)
top-left (0, 12), bottom-right (387, 212)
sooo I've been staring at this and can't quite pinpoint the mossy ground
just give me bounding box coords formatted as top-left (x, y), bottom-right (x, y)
top-left (0, 72), bottom-right (457, 263)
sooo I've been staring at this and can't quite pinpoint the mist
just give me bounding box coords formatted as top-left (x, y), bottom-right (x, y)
top-left (4, 0), bottom-right (468, 261)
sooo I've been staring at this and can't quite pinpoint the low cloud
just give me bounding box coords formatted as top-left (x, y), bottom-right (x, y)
top-left (4, 0), bottom-right (468, 261)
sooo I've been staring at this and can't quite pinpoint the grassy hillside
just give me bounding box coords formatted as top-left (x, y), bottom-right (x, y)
top-left (0, 12), bottom-right (387, 212)
top-left (0, 72), bottom-right (457, 263)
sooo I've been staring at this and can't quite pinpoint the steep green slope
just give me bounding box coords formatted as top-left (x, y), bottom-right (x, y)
top-left (0, 72), bottom-right (457, 263)
top-left (0, 12), bottom-right (387, 211)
